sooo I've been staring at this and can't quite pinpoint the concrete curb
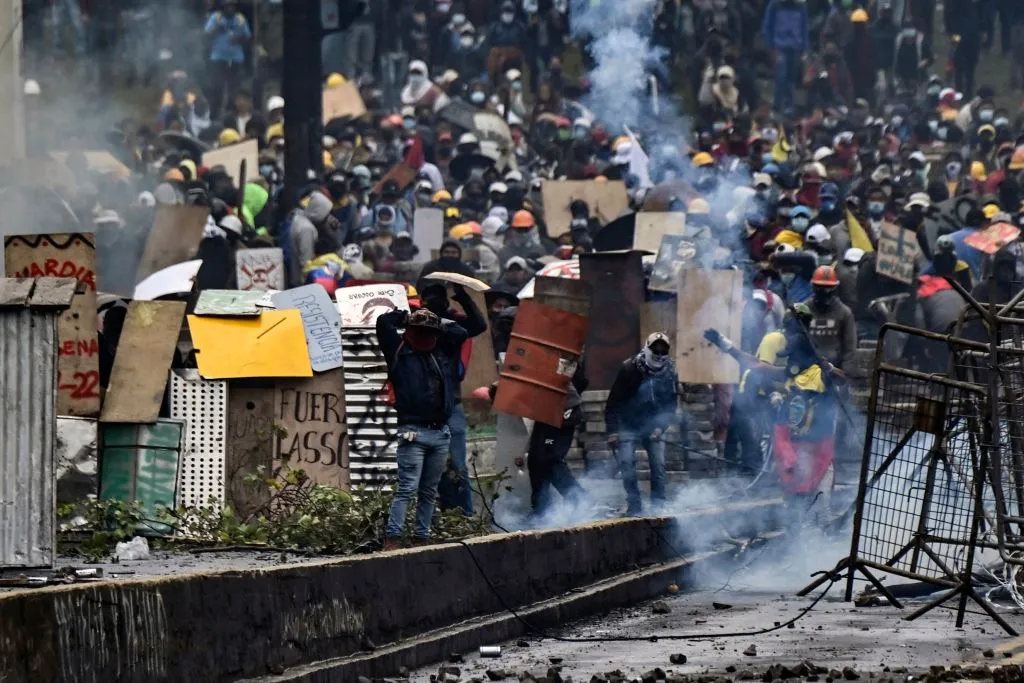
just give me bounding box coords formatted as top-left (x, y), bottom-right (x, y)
top-left (237, 546), bottom-right (738, 683)
top-left (0, 499), bottom-right (782, 683)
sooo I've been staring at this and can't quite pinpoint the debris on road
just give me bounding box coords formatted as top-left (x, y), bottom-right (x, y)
top-left (651, 601), bottom-right (672, 615)
top-left (669, 654), bottom-right (687, 665)
top-left (743, 644), bottom-right (757, 657)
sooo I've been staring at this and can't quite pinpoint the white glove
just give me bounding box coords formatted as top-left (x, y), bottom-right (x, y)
top-left (770, 392), bottom-right (785, 408)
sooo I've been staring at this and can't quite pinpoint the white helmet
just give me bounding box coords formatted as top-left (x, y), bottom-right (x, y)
top-left (266, 95), bottom-right (285, 113)
top-left (23, 79), bottom-right (40, 96)
top-left (219, 215), bottom-right (243, 236)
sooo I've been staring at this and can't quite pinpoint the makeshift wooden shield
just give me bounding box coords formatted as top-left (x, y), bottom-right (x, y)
top-left (675, 269), bottom-right (744, 385)
top-left (875, 222), bottom-right (922, 285)
top-left (322, 81), bottom-right (368, 123)
top-left (542, 180), bottom-right (630, 237)
top-left (579, 251), bottom-right (644, 391)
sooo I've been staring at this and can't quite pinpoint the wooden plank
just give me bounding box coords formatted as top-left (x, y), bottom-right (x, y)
top-left (0, 278), bottom-right (35, 307)
top-left (225, 383), bottom-right (275, 517)
top-left (135, 205), bottom-right (210, 285)
top-left (275, 368), bottom-right (348, 489)
top-left (100, 301), bottom-right (187, 423)
top-left (541, 180), bottom-right (630, 237)
top-left (5, 233), bottom-right (99, 416)
top-left (675, 270), bottom-right (744, 385)
top-left (27, 277), bottom-right (77, 308)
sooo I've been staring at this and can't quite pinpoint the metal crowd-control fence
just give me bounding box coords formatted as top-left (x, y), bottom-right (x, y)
top-left (952, 291), bottom-right (1024, 569)
top-left (800, 321), bottom-right (1017, 634)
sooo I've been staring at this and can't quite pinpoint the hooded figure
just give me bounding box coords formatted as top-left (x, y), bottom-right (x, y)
top-left (288, 191), bottom-right (339, 287)
top-left (418, 239), bottom-right (477, 283)
top-left (604, 333), bottom-right (678, 516)
top-left (401, 60), bottom-right (450, 111)
top-left (241, 182), bottom-right (271, 237)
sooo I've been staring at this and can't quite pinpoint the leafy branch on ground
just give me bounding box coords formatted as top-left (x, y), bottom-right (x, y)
top-left (58, 460), bottom-right (504, 562)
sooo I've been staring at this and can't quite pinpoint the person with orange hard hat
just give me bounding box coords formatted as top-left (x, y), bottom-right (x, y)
top-left (807, 265), bottom-right (856, 372)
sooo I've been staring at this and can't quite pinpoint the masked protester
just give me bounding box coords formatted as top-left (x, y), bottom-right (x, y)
top-left (377, 308), bottom-right (468, 549)
top-left (807, 266), bottom-right (857, 371)
top-left (605, 333), bottom-right (679, 516)
top-left (413, 281), bottom-right (487, 517)
top-left (288, 191), bottom-right (342, 288)
top-left (401, 60), bottom-right (449, 110)
top-left (704, 303), bottom-right (844, 508)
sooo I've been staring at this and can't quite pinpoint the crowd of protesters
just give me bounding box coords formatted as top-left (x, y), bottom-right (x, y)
top-left (34, 0), bottom-right (1024, 539)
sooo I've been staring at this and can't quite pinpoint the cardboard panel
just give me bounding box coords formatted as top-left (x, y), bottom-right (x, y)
top-left (194, 289), bottom-right (270, 316)
top-left (541, 180), bottom-right (630, 237)
top-left (579, 252), bottom-right (644, 391)
top-left (336, 283), bottom-right (410, 327)
top-left (455, 290), bottom-right (498, 398)
top-left (273, 285), bottom-right (343, 373)
top-left (236, 247), bottom-right (285, 291)
top-left (4, 233), bottom-right (99, 416)
top-left (964, 221), bottom-right (1020, 255)
top-left (203, 139), bottom-right (259, 186)
top-left (675, 269), bottom-right (744, 385)
top-left (187, 310), bottom-right (313, 379)
top-left (136, 205), bottom-right (210, 285)
top-left (634, 212), bottom-right (685, 254)
top-left (875, 222), bottom-right (921, 285)
top-left (322, 81), bottom-right (368, 123)
top-left (413, 208), bottom-right (444, 261)
top-left (275, 368), bottom-right (349, 489)
top-left (100, 301), bottom-right (187, 423)
top-left (225, 383), bottom-right (275, 517)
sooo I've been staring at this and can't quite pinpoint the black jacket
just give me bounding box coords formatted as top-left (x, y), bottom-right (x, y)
top-left (377, 310), bottom-right (468, 426)
top-left (604, 356), bottom-right (678, 435)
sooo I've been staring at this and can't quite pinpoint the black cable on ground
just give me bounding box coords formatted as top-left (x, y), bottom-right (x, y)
top-left (456, 539), bottom-right (844, 643)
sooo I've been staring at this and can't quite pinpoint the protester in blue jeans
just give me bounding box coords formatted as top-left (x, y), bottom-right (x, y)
top-left (377, 308), bottom-right (468, 549)
top-left (605, 333), bottom-right (679, 516)
top-left (762, 0), bottom-right (809, 116)
top-left (417, 281), bottom-right (488, 517)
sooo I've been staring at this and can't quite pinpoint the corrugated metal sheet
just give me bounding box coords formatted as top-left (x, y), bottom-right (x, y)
top-left (342, 329), bottom-right (398, 488)
top-left (1, 308), bottom-right (58, 568)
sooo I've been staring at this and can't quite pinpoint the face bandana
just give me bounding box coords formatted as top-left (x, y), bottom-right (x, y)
top-left (641, 347), bottom-right (668, 372)
top-left (404, 327), bottom-right (440, 352)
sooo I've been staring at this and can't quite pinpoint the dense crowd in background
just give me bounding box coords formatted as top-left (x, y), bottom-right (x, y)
top-left (27, 0), bottom-right (1024, 529)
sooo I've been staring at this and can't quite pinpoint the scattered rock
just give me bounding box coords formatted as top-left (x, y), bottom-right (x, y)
top-left (726, 666), bottom-right (737, 674)
top-left (737, 671), bottom-right (758, 681)
top-left (486, 671), bottom-right (507, 682)
top-left (399, 667), bottom-right (410, 679)
top-left (743, 645), bottom-right (757, 657)
top-left (712, 602), bottom-right (733, 610)
top-left (517, 640), bottom-right (531, 648)
top-left (668, 584), bottom-right (681, 594)
top-left (842, 668), bottom-right (859, 681)
top-left (642, 668), bottom-right (667, 682)
top-left (652, 601), bottom-right (672, 615)
top-left (450, 654), bottom-right (465, 664)
top-left (985, 650), bottom-right (997, 659)
top-left (589, 677), bottom-right (608, 683)
top-left (551, 659), bottom-right (564, 665)
top-left (670, 655), bottom-right (688, 665)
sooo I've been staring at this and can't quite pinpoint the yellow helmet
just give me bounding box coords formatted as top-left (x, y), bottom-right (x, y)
top-left (688, 198), bottom-right (711, 215)
top-left (850, 9), bottom-right (869, 23)
top-left (692, 152), bottom-right (714, 168)
top-left (218, 128), bottom-right (241, 146)
top-left (266, 122), bottom-right (285, 142)
top-left (326, 72), bottom-right (346, 88)
top-left (449, 223), bottom-right (472, 240)
top-left (970, 161), bottom-right (987, 181)
top-left (432, 189), bottom-right (453, 203)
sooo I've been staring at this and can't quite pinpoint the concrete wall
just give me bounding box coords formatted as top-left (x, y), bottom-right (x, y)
top-left (0, 518), bottom-right (677, 683)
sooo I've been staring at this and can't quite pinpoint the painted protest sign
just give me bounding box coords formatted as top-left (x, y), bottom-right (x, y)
top-left (964, 221), bottom-right (1021, 255)
top-left (647, 234), bottom-right (699, 292)
top-left (4, 233), bottom-right (99, 416)
top-left (237, 247), bottom-right (285, 291)
top-left (541, 180), bottom-right (630, 237)
top-left (273, 285), bottom-right (343, 372)
top-left (875, 222), bottom-right (921, 285)
top-left (275, 368), bottom-right (348, 489)
top-left (336, 283), bottom-right (410, 327)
